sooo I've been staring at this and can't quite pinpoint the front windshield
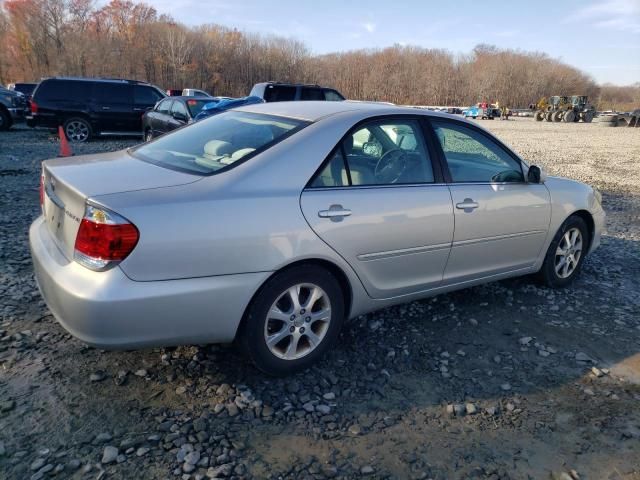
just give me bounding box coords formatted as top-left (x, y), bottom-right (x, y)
top-left (131, 111), bottom-right (308, 175)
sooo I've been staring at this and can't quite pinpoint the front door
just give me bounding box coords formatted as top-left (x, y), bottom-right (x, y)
top-left (429, 119), bottom-right (551, 284)
top-left (300, 117), bottom-right (454, 299)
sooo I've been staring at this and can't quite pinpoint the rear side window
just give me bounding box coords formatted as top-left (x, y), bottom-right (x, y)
top-left (134, 86), bottom-right (163, 105)
top-left (264, 85), bottom-right (296, 102)
top-left (301, 88), bottom-right (324, 101)
top-left (95, 83), bottom-right (132, 104)
top-left (156, 99), bottom-right (172, 114)
top-left (310, 118), bottom-right (434, 187)
top-left (36, 80), bottom-right (91, 101)
top-left (324, 89), bottom-right (344, 101)
top-left (132, 111), bottom-right (308, 175)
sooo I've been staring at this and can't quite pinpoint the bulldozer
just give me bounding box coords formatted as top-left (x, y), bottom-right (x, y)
top-left (534, 95), bottom-right (595, 123)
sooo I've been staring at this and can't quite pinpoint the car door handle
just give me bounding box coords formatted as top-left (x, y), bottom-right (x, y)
top-left (455, 199), bottom-right (479, 211)
top-left (318, 205), bottom-right (352, 221)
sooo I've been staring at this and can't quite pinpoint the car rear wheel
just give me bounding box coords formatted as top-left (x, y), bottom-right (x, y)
top-left (538, 215), bottom-right (589, 288)
top-left (64, 117), bottom-right (92, 142)
top-left (239, 265), bottom-right (345, 376)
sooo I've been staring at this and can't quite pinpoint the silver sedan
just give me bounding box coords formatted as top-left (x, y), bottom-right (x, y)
top-left (30, 101), bottom-right (605, 375)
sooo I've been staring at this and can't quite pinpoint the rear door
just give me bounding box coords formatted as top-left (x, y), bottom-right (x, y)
top-left (168, 100), bottom-right (189, 132)
top-left (93, 83), bottom-right (135, 132)
top-left (151, 99), bottom-right (173, 135)
top-left (300, 116), bottom-right (453, 299)
top-left (429, 119), bottom-right (551, 283)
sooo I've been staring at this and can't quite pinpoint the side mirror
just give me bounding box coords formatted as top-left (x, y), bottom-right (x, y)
top-left (527, 164), bottom-right (547, 184)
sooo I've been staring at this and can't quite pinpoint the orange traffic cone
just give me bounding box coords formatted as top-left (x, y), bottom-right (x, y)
top-left (58, 125), bottom-right (73, 157)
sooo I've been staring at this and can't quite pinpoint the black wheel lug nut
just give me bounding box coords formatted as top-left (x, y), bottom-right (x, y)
top-left (289, 326), bottom-right (295, 332)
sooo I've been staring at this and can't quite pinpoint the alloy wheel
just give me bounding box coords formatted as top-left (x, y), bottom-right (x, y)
top-left (554, 227), bottom-right (583, 279)
top-left (264, 283), bottom-right (332, 360)
top-left (65, 121), bottom-right (89, 142)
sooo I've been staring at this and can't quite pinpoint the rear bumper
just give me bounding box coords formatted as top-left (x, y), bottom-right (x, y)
top-left (7, 107), bottom-right (27, 122)
top-left (29, 216), bottom-right (269, 349)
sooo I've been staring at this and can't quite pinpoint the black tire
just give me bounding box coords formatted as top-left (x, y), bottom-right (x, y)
top-left (0, 109), bottom-right (11, 131)
top-left (239, 265), bottom-right (345, 376)
top-left (63, 117), bottom-right (92, 142)
top-left (537, 215), bottom-right (589, 288)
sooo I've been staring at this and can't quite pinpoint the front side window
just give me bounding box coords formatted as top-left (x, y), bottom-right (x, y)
top-left (431, 121), bottom-right (524, 183)
top-left (170, 101), bottom-right (188, 118)
top-left (310, 118), bottom-right (434, 187)
top-left (301, 88), bottom-right (324, 101)
top-left (132, 111), bottom-right (308, 175)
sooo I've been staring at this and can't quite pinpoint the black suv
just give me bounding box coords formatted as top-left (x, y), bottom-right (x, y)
top-left (249, 82), bottom-right (345, 102)
top-left (27, 77), bottom-right (166, 142)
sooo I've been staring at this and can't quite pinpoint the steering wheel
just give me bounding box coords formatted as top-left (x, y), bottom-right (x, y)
top-left (374, 149), bottom-right (407, 183)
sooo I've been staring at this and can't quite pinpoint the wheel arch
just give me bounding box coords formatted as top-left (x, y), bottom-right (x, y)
top-left (569, 209), bottom-right (595, 250)
top-left (235, 258), bottom-right (353, 341)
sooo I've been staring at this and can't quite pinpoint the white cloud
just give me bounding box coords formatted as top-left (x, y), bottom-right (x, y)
top-left (571, 0), bottom-right (640, 33)
top-left (362, 22), bottom-right (376, 33)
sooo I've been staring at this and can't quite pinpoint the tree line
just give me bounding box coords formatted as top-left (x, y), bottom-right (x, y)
top-left (1, 0), bottom-right (638, 110)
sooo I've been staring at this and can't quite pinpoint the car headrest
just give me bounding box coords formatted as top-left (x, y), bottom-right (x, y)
top-left (203, 140), bottom-right (233, 158)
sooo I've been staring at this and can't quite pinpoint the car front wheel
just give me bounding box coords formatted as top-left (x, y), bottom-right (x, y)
top-left (239, 265), bottom-right (345, 376)
top-left (538, 215), bottom-right (589, 288)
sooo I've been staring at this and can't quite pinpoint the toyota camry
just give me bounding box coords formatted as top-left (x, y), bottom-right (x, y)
top-left (30, 101), bottom-right (605, 375)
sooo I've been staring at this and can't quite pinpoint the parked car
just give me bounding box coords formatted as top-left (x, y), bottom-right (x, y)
top-left (182, 88), bottom-right (212, 97)
top-left (193, 96), bottom-right (264, 121)
top-left (464, 104), bottom-right (502, 120)
top-left (0, 84), bottom-right (28, 130)
top-left (8, 82), bottom-right (38, 100)
top-left (166, 89), bottom-right (183, 97)
top-left (250, 82), bottom-right (345, 102)
top-left (142, 96), bottom-right (213, 141)
top-left (27, 77), bottom-right (166, 142)
top-left (30, 101), bottom-right (604, 375)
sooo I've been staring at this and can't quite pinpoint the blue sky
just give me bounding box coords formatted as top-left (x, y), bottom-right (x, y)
top-left (148, 0), bottom-right (640, 85)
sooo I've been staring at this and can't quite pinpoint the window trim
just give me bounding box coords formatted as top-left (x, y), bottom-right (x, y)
top-left (305, 114), bottom-right (444, 190)
top-left (424, 117), bottom-right (527, 185)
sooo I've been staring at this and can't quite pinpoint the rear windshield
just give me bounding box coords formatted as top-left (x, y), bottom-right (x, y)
top-left (131, 111), bottom-right (308, 175)
top-left (185, 99), bottom-right (214, 117)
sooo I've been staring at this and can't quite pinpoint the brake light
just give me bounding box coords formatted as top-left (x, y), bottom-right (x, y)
top-left (39, 171), bottom-right (45, 210)
top-left (74, 205), bottom-right (139, 271)
top-left (31, 101), bottom-right (38, 114)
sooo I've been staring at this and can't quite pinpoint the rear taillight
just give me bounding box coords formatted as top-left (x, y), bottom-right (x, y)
top-left (31, 101), bottom-right (38, 114)
top-left (39, 171), bottom-right (45, 211)
top-left (74, 205), bottom-right (139, 271)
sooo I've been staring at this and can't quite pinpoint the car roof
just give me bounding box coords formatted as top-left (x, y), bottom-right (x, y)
top-left (163, 96), bottom-right (213, 101)
top-left (41, 76), bottom-right (154, 86)
top-left (235, 100), bottom-right (457, 122)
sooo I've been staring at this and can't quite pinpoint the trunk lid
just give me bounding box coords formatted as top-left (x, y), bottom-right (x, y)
top-left (42, 150), bottom-right (201, 260)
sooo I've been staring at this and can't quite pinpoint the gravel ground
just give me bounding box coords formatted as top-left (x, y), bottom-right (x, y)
top-left (1, 120), bottom-right (639, 480)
